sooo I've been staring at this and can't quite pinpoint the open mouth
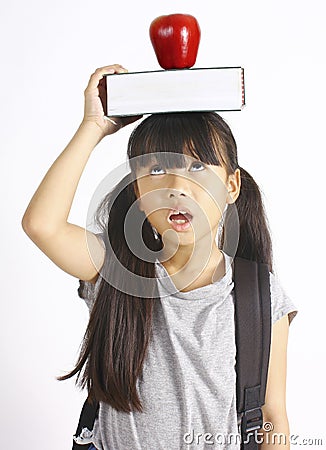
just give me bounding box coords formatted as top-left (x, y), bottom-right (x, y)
top-left (168, 212), bottom-right (193, 224)
top-left (167, 208), bottom-right (193, 227)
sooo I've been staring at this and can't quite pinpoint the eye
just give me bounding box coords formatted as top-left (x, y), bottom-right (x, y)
top-left (189, 161), bottom-right (205, 172)
top-left (150, 165), bottom-right (166, 176)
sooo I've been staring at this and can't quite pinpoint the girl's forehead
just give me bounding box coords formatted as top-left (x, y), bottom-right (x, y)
top-left (148, 151), bottom-right (200, 163)
top-left (133, 150), bottom-right (204, 169)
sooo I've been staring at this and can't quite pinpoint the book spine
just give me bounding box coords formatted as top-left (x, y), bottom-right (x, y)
top-left (241, 68), bottom-right (245, 107)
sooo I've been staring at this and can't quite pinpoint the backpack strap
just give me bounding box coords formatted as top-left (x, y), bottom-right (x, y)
top-left (72, 395), bottom-right (99, 449)
top-left (233, 257), bottom-right (271, 450)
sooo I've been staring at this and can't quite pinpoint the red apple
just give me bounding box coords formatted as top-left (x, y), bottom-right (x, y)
top-left (149, 14), bottom-right (201, 70)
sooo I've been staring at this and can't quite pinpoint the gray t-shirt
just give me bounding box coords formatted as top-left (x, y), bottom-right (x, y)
top-left (77, 253), bottom-right (297, 450)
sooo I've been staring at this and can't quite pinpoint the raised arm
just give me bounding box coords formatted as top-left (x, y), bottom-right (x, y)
top-left (22, 64), bottom-right (141, 282)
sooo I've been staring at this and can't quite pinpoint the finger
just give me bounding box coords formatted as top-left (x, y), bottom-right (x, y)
top-left (85, 68), bottom-right (113, 92)
top-left (85, 64), bottom-right (127, 92)
top-left (98, 77), bottom-right (107, 116)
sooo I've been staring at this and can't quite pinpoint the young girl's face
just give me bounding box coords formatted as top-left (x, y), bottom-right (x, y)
top-left (134, 152), bottom-right (240, 248)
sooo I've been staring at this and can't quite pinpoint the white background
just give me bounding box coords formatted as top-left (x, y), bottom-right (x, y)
top-left (1, 0), bottom-right (325, 448)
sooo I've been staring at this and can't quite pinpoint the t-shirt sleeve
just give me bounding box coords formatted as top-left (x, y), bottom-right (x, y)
top-left (269, 271), bottom-right (298, 325)
top-left (77, 232), bottom-right (106, 310)
top-left (78, 273), bottom-right (103, 310)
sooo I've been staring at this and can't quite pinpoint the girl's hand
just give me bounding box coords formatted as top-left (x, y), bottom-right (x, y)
top-left (83, 64), bottom-right (142, 138)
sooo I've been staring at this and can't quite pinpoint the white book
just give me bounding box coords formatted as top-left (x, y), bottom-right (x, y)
top-left (104, 67), bottom-right (245, 117)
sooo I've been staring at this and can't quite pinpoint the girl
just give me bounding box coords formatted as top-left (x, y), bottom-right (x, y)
top-left (22, 64), bottom-right (297, 450)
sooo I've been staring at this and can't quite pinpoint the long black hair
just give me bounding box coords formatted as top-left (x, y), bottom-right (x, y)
top-left (58, 112), bottom-right (273, 412)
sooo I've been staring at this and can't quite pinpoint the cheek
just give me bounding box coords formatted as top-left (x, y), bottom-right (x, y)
top-left (146, 210), bottom-right (165, 228)
top-left (197, 195), bottom-right (224, 232)
top-left (137, 186), bottom-right (166, 219)
top-left (196, 173), bottom-right (228, 216)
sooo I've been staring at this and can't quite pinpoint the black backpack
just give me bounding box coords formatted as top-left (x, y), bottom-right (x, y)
top-left (72, 257), bottom-right (271, 450)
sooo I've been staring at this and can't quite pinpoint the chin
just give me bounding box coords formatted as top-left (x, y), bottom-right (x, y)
top-left (161, 230), bottom-right (194, 245)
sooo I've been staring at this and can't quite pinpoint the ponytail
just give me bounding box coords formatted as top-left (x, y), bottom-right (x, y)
top-left (58, 174), bottom-right (162, 413)
top-left (235, 167), bottom-right (273, 272)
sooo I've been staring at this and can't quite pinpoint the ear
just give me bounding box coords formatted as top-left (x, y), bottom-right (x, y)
top-left (226, 168), bottom-right (241, 204)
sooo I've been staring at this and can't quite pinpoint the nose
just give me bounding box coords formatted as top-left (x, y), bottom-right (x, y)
top-left (166, 173), bottom-right (192, 198)
top-left (169, 190), bottom-right (186, 198)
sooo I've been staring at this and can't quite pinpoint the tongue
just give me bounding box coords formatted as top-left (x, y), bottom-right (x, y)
top-left (170, 213), bottom-right (189, 221)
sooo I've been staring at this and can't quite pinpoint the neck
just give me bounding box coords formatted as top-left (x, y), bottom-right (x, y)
top-left (159, 232), bottom-right (224, 285)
